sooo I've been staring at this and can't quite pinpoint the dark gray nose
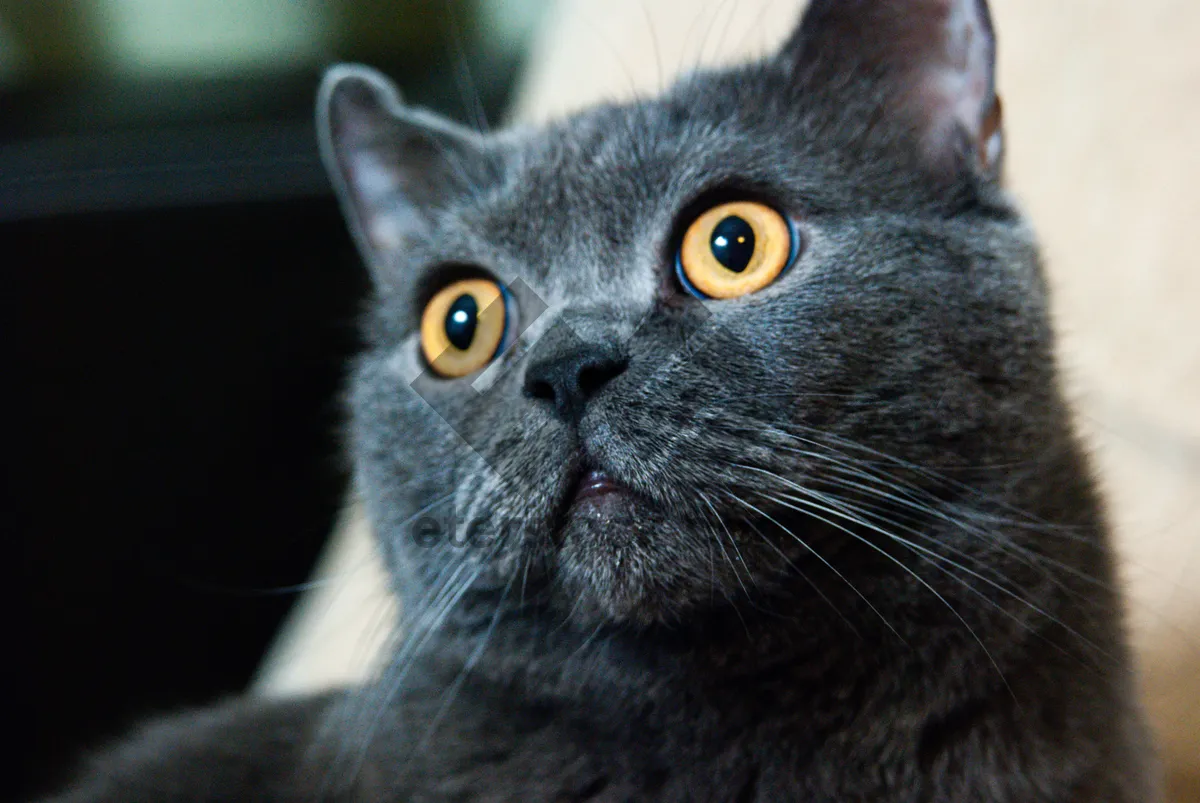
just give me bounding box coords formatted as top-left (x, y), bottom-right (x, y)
top-left (523, 342), bottom-right (627, 423)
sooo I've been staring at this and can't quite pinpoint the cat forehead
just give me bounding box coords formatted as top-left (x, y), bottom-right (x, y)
top-left (455, 70), bottom-right (807, 266)
top-left (432, 61), bottom-right (982, 292)
top-left (467, 70), bottom-right (929, 224)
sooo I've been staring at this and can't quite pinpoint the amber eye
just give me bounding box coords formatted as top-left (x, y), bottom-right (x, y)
top-left (420, 278), bottom-right (511, 378)
top-left (676, 201), bottom-right (796, 299)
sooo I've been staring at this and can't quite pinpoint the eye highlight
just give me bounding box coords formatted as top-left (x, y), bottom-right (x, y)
top-left (420, 278), bottom-right (511, 377)
top-left (676, 201), bottom-right (796, 299)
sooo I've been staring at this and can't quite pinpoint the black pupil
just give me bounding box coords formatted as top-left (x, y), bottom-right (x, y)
top-left (710, 215), bottom-right (756, 273)
top-left (444, 294), bottom-right (478, 350)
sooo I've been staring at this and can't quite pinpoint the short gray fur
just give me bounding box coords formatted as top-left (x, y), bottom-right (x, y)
top-left (42, 1), bottom-right (1161, 800)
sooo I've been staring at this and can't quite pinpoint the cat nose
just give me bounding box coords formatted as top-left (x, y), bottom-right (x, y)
top-left (523, 343), bottom-right (628, 423)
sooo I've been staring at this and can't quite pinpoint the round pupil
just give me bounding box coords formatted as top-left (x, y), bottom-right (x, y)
top-left (709, 215), bottom-right (756, 273)
top-left (444, 294), bottom-right (478, 350)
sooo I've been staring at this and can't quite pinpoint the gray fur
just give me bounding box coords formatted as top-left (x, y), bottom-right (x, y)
top-left (42, 1), bottom-right (1160, 800)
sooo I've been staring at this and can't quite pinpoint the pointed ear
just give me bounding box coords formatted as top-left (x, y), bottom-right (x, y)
top-left (316, 64), bottom-right (487, 281)
top-left (783, 0), bottom-right (1003, 178)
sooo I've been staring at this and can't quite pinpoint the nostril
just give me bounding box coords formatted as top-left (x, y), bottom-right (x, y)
top-left (527, 377), bottom-right (557, 405)
top-left (523, 345), bottom-right (628, 423)
top-left (578, 358), bottom-right (627, 398)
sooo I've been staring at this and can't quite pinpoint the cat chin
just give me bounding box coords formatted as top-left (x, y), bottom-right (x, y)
top-left (551, 493), bottom-right (717, 628)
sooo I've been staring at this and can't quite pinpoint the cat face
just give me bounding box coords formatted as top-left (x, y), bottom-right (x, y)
top-left (319, 0), bottom-right (1059, 630)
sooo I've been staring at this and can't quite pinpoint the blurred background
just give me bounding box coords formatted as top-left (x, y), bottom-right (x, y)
top-left (4, 1), bottom-right (545, 798)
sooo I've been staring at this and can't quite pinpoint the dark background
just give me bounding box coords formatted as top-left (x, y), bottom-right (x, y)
top-left (4, 3), bottom-right (536, 798)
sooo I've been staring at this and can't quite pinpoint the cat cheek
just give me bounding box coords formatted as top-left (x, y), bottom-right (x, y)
top-left (383, 341), bottom-right (427, 385)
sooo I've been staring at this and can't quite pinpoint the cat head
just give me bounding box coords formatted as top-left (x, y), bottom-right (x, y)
top-left (316, 0), bottom-right (1058, 633)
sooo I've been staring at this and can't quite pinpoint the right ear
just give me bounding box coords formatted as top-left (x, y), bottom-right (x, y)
top-left (316, 64), bottom-right (487, 282)
top-left (780, 0), bottom-right (1003, 181)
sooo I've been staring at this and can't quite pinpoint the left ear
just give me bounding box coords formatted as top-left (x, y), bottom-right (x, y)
top-left (315, 64), bottom-right (488, 285)
top-left (783, 0), bottom-right (1003, 179)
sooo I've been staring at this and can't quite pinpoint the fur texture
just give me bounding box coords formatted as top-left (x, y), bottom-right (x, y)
top-left (42, 1), bottom-right (1160, 800)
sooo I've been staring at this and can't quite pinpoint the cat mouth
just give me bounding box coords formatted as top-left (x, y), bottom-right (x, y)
top-left (545, 460), bottom-right (641, 549)
top-left (571, 466), bottom-right (625, 506)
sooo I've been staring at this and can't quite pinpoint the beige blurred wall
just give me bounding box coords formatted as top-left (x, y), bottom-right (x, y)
top-left (259, 1), bottom-right (1200, 798)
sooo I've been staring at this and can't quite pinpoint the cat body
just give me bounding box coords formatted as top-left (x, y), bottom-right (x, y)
top-left (43, 1), bottom-right (1160, 800)
top-left (52, 593), bottom-right (1151, 803)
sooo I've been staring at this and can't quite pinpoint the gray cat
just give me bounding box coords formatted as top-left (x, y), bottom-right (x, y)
top-left (44, 0), bottom-right (1161, 800)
